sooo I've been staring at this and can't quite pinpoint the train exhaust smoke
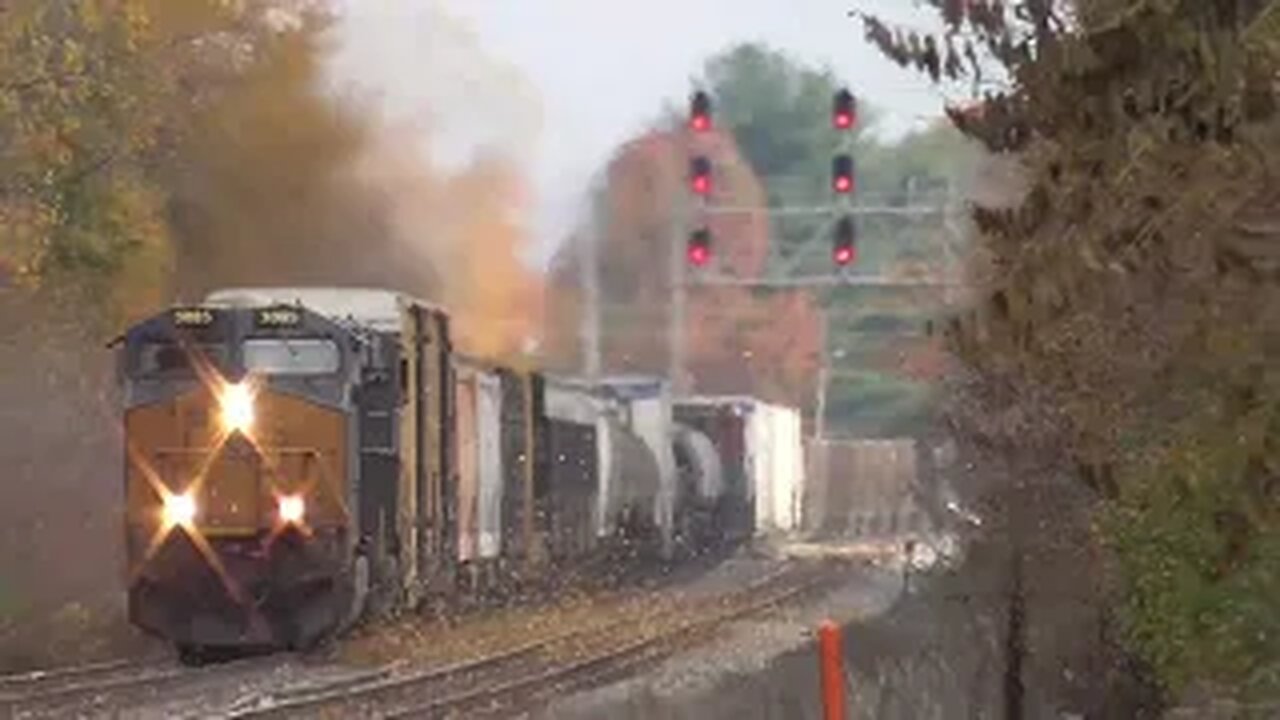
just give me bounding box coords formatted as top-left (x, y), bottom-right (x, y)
top-left (350, 123), bottom-right (545, 363)
top-left (320, 0), bottom-right (546, 363)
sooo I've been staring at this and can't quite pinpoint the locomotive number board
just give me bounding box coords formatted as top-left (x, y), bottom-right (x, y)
top-left (172, 308), bottom-right (215, 327)
top-left (255, 307), bottom-right (302, 327)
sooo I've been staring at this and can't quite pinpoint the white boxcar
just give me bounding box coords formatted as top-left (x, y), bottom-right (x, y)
top-left (750, 403), bottom-right (805, 534)
top-left (676, 396), bottom-right (807, 537)
top-left (453, 360), bottom-right (505, 562)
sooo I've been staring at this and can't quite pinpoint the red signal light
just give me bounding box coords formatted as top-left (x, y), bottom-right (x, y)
top-left (832, 155), bottom-right (855, 194)
top-left (688, 228), bottom-right (712, 266)
top-left (690, 156), bottom-right (712, 196)
top-left (688, 244), bottom-right (710, 266)
top-left (689, 91), bottom-right (712, 133)
top-left (834, 215), bottom-right (856, 266)
top-left (833, 89), bottom-right (857, 130)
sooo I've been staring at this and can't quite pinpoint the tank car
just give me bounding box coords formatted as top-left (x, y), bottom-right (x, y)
top-left (671, 423), bottom-right (726, 553)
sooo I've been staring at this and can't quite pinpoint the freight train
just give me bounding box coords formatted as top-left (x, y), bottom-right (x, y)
top-left (115, 288), bottom-right (791, 661)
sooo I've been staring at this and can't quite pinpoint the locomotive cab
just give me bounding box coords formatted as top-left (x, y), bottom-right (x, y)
top-left (118, 302), bottom-right (372, 654)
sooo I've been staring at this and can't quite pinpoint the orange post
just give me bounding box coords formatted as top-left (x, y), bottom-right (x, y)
top-left (818, 619), bottom-right (847, 720)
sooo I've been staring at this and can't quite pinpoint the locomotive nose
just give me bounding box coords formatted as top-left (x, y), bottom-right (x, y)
top-left (197, 434), bottom-right (266, 535)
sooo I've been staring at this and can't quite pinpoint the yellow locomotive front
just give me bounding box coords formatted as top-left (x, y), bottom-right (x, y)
top-left (119, 304), bottom-right (364, 657)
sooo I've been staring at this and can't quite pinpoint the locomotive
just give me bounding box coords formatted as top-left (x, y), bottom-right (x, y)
top-left (115, 287), bottom-right (748, 660)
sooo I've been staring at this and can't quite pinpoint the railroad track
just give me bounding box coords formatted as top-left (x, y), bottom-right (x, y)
top-left (0, 657), bottom-right (174, 710)
top-left (0, 658), bottom-right (152, 695)
top-left (227, 559), bottom-right (840, 719)
top-left (0, 653), bottom-right (284, 719)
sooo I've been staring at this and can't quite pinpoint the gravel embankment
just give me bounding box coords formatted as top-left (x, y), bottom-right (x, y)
top-left (539, 556), bottom-right (901, 720)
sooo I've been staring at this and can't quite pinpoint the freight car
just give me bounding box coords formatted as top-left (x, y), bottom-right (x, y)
top-left (115, 288), bottom-right (673, 661)
top-left (674, 396), bottom-right (807, 539)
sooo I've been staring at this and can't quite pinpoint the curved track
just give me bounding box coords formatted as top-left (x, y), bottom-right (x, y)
top-left (226, 559), bottom-right (840, 719)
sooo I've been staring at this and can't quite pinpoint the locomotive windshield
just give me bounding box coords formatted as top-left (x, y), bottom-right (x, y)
top-left (135, 342), bottom-right (229, 378)
top-left (243, 338), bottom-right (340, 375)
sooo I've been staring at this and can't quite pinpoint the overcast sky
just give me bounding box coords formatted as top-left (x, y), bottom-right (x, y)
top-left (327, 0), bottom-right (949, 263)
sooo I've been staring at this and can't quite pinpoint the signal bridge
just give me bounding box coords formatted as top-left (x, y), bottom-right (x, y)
top-left (687, 272), bottom-right (957, 289)
top-left (687, 199), bottom-right (962, 289)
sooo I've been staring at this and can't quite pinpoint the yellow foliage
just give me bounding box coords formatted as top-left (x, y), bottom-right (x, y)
top-left (0, 0), bottom-right (373, 325)
top-left (0, 0), bottom-right (248, 323)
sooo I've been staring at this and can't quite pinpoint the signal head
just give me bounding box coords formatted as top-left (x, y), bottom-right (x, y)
top-left (689, 90), bottom-right (712, 132)
top-left (689, 156), bottom-right (712, 195)
top-left (833, 89), bottom-right (857, 130)
top-left (833, 216), bottom-right (857, 266)
top-left (688, 228), bottom-right (712, 266)
top-left (832, 155), bottom-right (855, 194)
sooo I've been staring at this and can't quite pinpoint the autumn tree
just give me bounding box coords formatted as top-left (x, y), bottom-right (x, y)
top-left (860, 0), bottom-right (1280, 706)
top-left (0, 0), bottom-right (205, 319)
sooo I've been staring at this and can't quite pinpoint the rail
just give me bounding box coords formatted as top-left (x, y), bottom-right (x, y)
top-left (227, 560), bottom-right (841, 719)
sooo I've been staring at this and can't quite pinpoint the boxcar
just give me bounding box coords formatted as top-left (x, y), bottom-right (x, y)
top-left (674, 396), bottom-right (807, 539)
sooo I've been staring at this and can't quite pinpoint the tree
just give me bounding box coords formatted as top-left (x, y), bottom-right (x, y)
top-left (0, 0), bottom-right (199, 320)
top-left (861, 0), bottom-right (1280, 704)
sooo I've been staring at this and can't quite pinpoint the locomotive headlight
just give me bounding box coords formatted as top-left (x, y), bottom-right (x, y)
top-left (219, 382), bottom-right (255, 435)
top-left (278, 495), bottom-right (305, 524)
top-left (164, 493), bottom-right (197, 527)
